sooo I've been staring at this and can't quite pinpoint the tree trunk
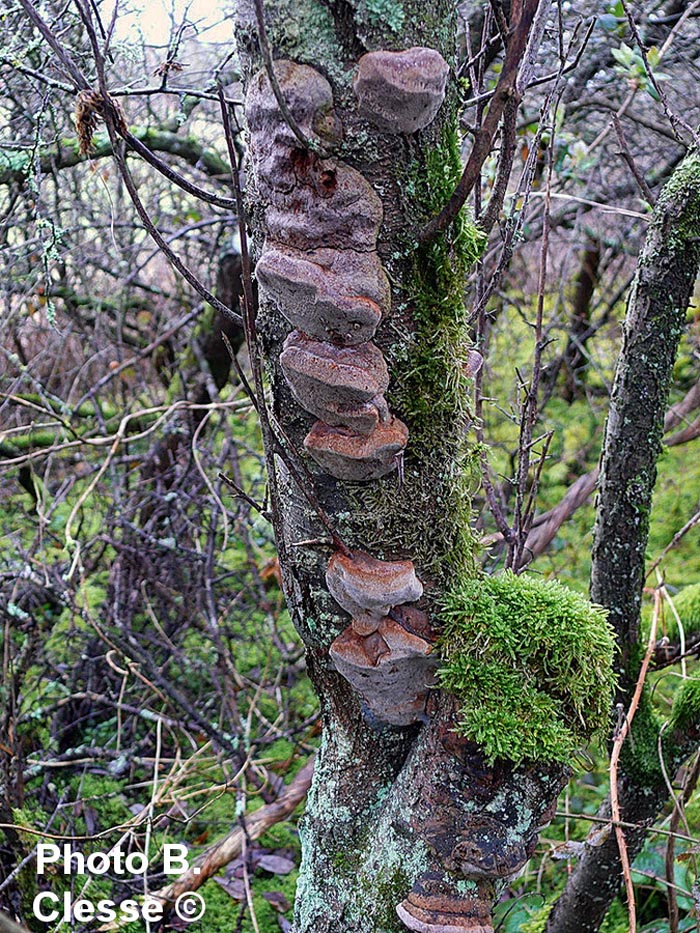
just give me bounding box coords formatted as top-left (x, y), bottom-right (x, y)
top-left (233, 2), bottom-right (577, 930)
top-left (546, 151), bottom-right (700, 933)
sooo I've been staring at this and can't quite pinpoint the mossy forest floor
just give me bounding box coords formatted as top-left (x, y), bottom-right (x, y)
top-left (2, 291), bottom-right (700, 933)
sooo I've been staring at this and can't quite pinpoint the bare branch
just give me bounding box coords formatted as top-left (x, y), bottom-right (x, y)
top-left (612, 114), bottom-right (655, 205)
top-left (420, 0), bottom-right (542, 242)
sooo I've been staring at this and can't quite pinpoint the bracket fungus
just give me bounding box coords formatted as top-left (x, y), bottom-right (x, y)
top-left (396, 872), bottom-right (494, 933)
top-left (303, 416), bottom-right (408, 481)
top-left (256, 245), bottom-right (390, 346)
top-left (326, 549), bottom-right (423, 629)
top-left (354, 48), bottom-right (449, 134)
top-left (329, 617), bottom-right (437, 726)
top-left (264, 159), bottom-right (383, 252)
top-left (280, 331), bottom-right (390, 434)
top-left (244, 61), bottom-right (342, 194)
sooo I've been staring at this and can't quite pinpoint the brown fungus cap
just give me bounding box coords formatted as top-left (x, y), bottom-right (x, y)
top-left (281, 331), bottom-right (389, 433)
top-left (304, 397), bottom-right (388, 437)
top-left (265, 159), bottom-right (383, 252)
top-left (326, 548), bottom-right (423, 622)
top-left (256, 245), bottom-right (389, 346)
top-left (354, 47), bottom-right (449, 134)
top-left (396, 873), bottom-right (494, 933)
top-left (245, 62), bottom-right (343, 197)
top-left (304, 417), bottom-right (407, 481)
top-left (245, 61), bottom-right (342, 142)
top-left (329, 619), bottom-right (437, 726)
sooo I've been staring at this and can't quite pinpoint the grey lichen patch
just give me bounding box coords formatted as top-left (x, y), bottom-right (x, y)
top-left (364, 0), bottom-right (406, 34)
top-left (284, 3), bottom-right (350, 85)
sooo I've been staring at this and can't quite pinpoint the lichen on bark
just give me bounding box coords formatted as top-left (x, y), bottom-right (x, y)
top-left (233, 0), bottom-right (597, 928)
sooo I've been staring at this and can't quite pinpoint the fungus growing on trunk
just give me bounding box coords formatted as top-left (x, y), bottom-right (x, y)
top-left (354, 48), bottom-right (449, 134)
top-left (391, 700), bottom-right (569, 933)
top-left (396, 872), bottom-right (494, 932)
top-left (326, 548), bottom-right (423, 629)
top-left (256, 245), bottom-right (390, 346)
top-left (304, 417), bottom-right (408, 481)
top-left (244, 60), bottom-right (342, 194)
top-left (280, 331), bottom-right (389, 433)
top-left (265, 159), bottom-right (384, 251)
top-left (329, 617), bottom-right (437, 725)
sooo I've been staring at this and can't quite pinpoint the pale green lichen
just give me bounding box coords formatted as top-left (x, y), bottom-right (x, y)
top-left (438, 572), bottom-right (618, 765)
top-left (363, 0), bottom-right (406, 33)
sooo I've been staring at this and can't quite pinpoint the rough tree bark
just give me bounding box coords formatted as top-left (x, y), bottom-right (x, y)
top-left (229, 0), bottom-right (591, 929)
top-left (546, 151), bottom-right (700, 933)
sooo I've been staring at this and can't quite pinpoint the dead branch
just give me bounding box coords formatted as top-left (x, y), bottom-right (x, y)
top-left (154, 756), bottom-right (315, 907)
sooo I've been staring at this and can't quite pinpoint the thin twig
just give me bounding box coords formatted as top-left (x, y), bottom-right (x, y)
top-left (620, 0), bottom-right (700, 148)
top-left (420, 0), bottom-right (542, 242)
top-left (103, 130), bottom-right (241, 324)
top-left (23, 0), bottom-right (242, 324)
top-left (17, 0), bottom-right (90, 91)
top-left (664, 751), bottom-right (700, 933)
top-left (72, 305), bottom-right (204, 410)
top-left (478, 93), bottom-right (519, 234)
top-left (122, 129), bottom-right (237, 208)
top-left (218, 471), bottom-right (270, 519)
top-left (609, 587), bottom-right (662, 933)
top-left (553, 809), bottom-right (700, 845)
top-left (508, 102), bottom-right (556, 570)
top-left (659, 578), bottom-right (688, 680)
top-left (612, 114), bottom-right (655, 205)
top-left (646, 508), bottom-right (700, 580)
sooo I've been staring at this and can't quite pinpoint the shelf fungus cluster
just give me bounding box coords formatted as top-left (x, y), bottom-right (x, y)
top-left (327, 550), bottom-right (437, 726)
top-left (354, 47), bottom-right (449, 134)
top-left (246, 59), bottom-right (407, 483)
top-left (244, 55), bottom-right (446, 724)
top-left (393, 709), bottom-right (569, 933)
